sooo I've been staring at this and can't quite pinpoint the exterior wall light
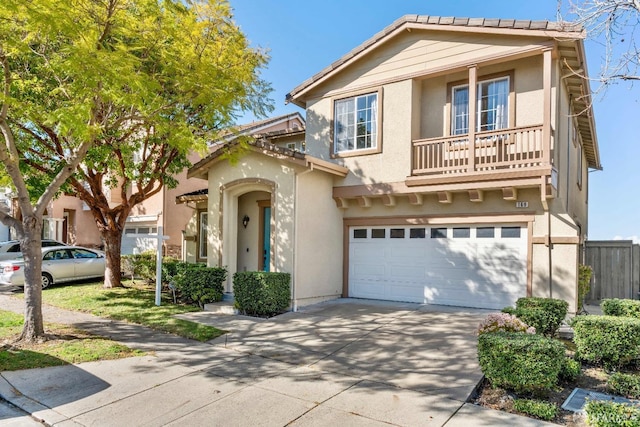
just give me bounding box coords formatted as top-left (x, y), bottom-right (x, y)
top-left (242, 215), bottom-right (250, 228)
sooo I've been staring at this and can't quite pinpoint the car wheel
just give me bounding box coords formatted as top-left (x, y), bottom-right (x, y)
top-left (41, 273), bottom-right (53, 289)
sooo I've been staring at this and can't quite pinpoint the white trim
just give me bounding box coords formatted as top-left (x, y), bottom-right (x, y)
top-left (126, 214), bottom-right (159, 223)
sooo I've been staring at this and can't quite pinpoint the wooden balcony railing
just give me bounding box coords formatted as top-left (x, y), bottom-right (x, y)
top-left (412, 125), bottom-right (546, 176)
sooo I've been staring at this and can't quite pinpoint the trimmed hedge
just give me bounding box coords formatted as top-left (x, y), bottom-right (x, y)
top-left (559, 357), bottom-right (581, 382)
top-left (513, 399), bottom-right (558, 421)
top-left (477, 332), bottom-right (565, 394)
top-left (233, 272), bottom-right (290, 317)
top-left (572, 315), bottom-right (640, 368)
top-left (585, 401), bottom-right (640, 427)
top-left (173, 265), bottom-right (226, 308)
top-left (608, 372), bottom-right (640, 400)
top-left (602, 299), bottom-right (640, 319)
top-left (507, 297), bottom-right (568, 337)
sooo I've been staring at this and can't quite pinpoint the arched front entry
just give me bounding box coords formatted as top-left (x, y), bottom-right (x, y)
top-left (220, 179), bottom-right (275, 294)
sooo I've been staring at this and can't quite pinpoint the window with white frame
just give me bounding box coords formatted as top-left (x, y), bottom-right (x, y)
top-left (452, 76), bottom-right (509, 135)
top-left (198, 211), bottom-right (208, 259)
top-left (285, 141), bottom-right (306, 152)
top-left (334, 92), bottom-right (378, 153)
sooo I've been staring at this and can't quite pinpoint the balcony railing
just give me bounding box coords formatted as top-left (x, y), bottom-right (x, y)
top-left (412, 125), bottom-right (546, 176)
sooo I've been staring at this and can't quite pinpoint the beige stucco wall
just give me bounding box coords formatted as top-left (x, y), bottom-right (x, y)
top-left (206, 152), bottom-right (296, 292)
top-left (305, 55), bottom-right (549, 188)
top-left (203, 151), bottom-right (343, 304)
top-left (293, 170), bottom-right (343, 306)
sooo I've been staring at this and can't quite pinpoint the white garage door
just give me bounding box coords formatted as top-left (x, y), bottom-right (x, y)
top-left (348, 224), bottom-right (527, 310)
top-left (121, 224), bottom-right (158, 255)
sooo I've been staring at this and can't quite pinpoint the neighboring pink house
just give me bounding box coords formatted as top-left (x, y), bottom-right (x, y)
top-left (38, 112), bottom-right (305, 258)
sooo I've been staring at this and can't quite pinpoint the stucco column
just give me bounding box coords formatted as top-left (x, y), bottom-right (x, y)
top-left (467, 64), bottom-right (477, 173)
top-left (542, 48), bottom-right (552, 166)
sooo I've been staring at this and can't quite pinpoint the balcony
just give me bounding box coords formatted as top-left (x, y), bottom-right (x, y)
top-left (412, 124), bottom-right (548, 174)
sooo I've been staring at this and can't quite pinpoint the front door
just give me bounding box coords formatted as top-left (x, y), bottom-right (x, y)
top-left (261, 206), bottom-right (271, 271)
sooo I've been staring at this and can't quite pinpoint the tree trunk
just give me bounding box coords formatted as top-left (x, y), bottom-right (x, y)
top-left (19, 216), bottom-right (45, 342)
top-left (102, 227), bottom-right (123, 288)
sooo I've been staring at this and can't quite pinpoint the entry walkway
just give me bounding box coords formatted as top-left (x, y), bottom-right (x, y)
top-left (0, 293), bottom-right (555, 426)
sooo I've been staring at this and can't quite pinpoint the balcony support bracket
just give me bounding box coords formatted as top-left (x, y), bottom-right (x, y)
top-left (437, 191), bottom-right (452, 204)
top-left (469, 190), bottom-right (484, 203)
top-left (408, 193), bottom-right (423, 205)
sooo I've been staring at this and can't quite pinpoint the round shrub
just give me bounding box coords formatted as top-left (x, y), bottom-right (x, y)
top-left (477, 313), bottom-right (535, 335)
top-left (477, 332), bottom-right (565, 394)
top-left (173, 266), bottom-right (226, 308)
top-left (511, 297), bottom-right (568, 336)
top-left (572, 315), bottom-right (640, 369)
top-left (602, 299), bottom-right (640, 319)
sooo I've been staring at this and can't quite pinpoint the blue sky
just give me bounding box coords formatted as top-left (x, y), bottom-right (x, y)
top-left (230, 0), bottom-right (640, 242)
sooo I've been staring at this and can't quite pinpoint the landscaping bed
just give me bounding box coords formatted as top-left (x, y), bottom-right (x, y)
top-left (473, 357), bottom-right (613, 425)
top-left (474, 294), bottom-right (640, 426)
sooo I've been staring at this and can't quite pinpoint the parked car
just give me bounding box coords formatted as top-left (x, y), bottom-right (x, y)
top-left (0, 246), bottom-right (105, 289)
top-left (0, 239), bottom-right (67, 261)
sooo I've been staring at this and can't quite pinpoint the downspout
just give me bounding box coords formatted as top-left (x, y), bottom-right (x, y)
top-left (292, 161), bottom-right (315, 312)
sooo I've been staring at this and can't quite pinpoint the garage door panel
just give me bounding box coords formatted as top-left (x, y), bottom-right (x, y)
top-left (350, 245), bottom-right (381, 260)
top-left (351, 281), bottom-right (386, 299)
top-left (352, 262), bottom-right (385, 279)
top-left (349, 225), bottom-right (527, 309)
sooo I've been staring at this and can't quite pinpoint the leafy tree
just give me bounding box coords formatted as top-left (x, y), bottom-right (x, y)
top-left (565, 0), bottom-right (640, 86)
top-left (0, 0), bottom-right (271, 340)
top-left (4, 0), bottom-right (273, 293)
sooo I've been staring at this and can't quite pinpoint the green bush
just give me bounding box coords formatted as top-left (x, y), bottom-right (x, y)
top-left (173, 266), bottom-right (226, 308)
top-left (121, 253), bottom-right (180, 283)
top-left (477, 332), bottom-right (565, 394)
top-left (509, 297), bottom-right (568, 336)
top-left (233, 272), bottom-right (290, 317)
top-left (602, 299), bottom-right (640, 319)
top-left (608, 372), bottom-right (640, 399)
top-left (578, 264), bottom-right (593, 310)
top-left (585, 401), bottom-right (640, 427)
top-left (559, 357), bottom-right (582, 382)
top-left (513, 399), bottom-right (558, 421)
top-left (572, 315), bottom-right (640, 369)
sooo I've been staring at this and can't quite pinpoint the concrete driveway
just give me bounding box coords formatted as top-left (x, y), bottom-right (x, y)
top-left (0, 299), bottom-right (554, 426)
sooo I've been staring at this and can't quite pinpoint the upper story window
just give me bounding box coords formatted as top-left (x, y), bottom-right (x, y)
top-left (334, 92), bottom-right (378, 154)
top-left (451, 76), bottom-right (510, 135)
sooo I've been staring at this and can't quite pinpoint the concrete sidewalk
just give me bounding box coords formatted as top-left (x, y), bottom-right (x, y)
top-left (0, 293), bottom-right (555, 426)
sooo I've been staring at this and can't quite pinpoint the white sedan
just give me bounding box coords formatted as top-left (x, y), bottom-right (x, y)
top-left (0, 246), bottom-right (105, 289)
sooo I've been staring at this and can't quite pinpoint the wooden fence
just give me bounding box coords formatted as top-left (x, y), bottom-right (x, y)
top-left (584, 240), bottom-right (640, 302)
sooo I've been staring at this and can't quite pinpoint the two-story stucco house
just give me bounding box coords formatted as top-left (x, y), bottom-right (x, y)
top-left (188, 15), bottom-right (601, 313)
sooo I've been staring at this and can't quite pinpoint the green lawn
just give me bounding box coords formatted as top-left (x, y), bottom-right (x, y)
top-left (0, 310), bottom-right (145, 371)
top-left (40, 280), bottom-right (226, 342)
